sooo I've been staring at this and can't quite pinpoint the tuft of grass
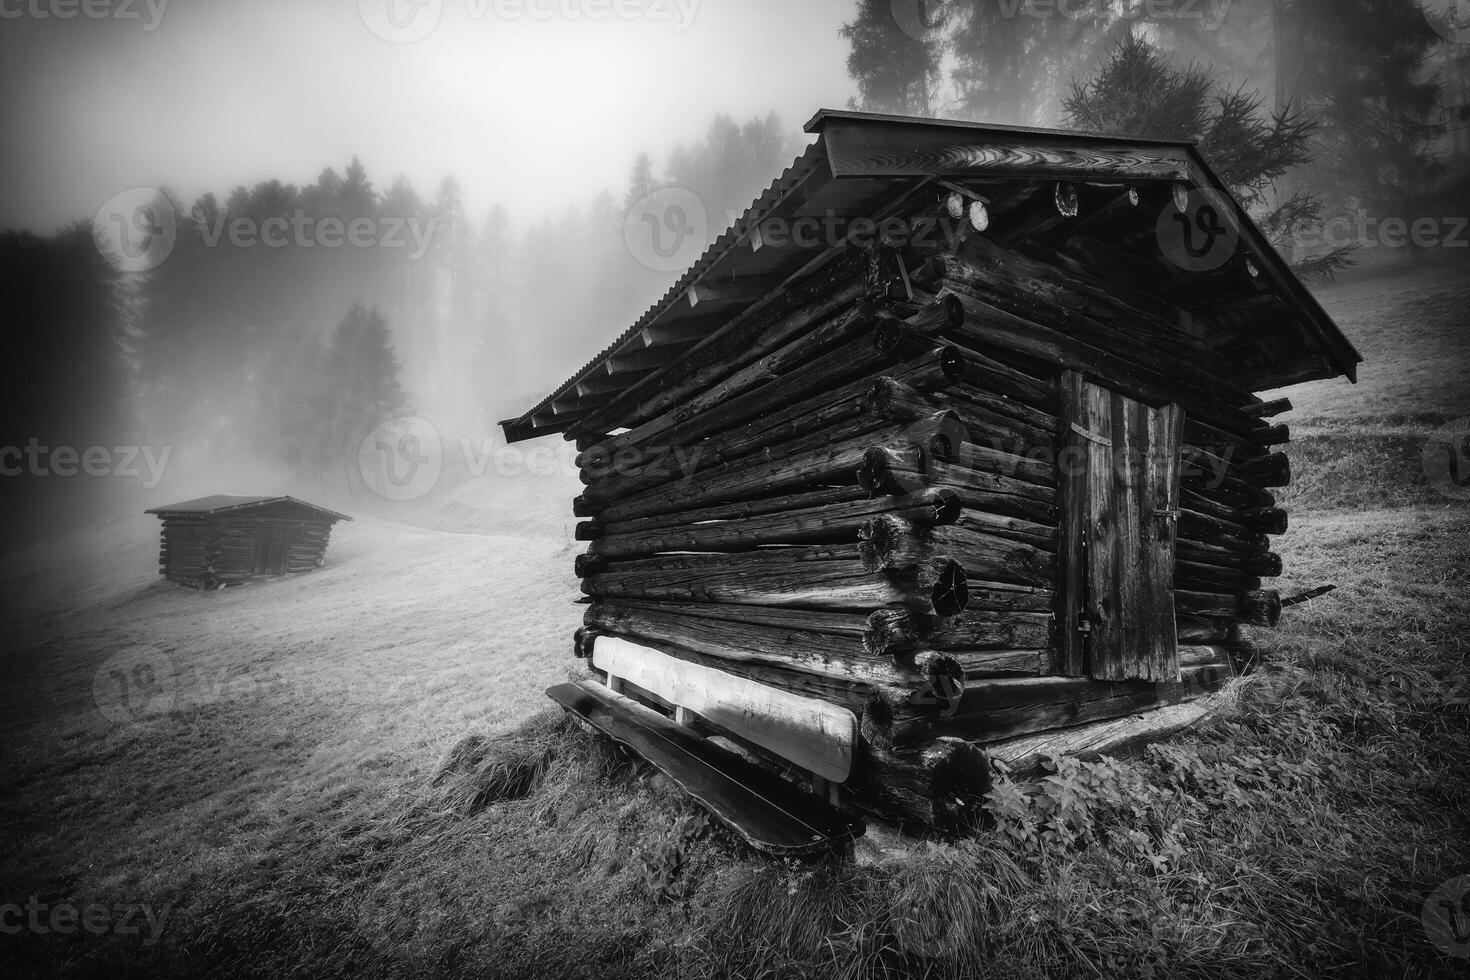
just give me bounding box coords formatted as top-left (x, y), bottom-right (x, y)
top-left (429, 709), bottom-right (571, 815)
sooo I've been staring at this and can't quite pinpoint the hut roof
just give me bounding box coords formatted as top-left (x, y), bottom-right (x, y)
top-left (499, 108), bottom-right (1360, 444)
top-left (145, 495), bottom-right (352, 522)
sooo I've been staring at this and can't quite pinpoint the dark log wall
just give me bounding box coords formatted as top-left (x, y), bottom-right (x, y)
top-left (157, 515), bottom-right (336, 588)
top-left (571, 189), bottom-right (1284, 827)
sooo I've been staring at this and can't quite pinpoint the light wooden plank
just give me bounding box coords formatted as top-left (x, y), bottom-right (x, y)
top-left (1112, 393), bottom-right (1146, 681)
top-left (591, 635), bottom-right (856, 783)
top-left (1144, 404), bottom-right (1185, 680)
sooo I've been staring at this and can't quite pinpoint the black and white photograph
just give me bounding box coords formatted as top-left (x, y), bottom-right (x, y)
top-left (1, 1), bottom-right (1468, 976)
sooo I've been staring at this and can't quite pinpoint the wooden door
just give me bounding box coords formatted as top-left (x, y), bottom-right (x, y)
top-left (254, 526), bottom-right (291, 575)
top-left (1057, 373), bottom-right (1184, 682)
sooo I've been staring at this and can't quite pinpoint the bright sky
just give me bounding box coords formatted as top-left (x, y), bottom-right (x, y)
top-left (0, 0), bottom-right (858, 233)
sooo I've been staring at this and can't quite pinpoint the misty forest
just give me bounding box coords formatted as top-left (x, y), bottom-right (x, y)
top-left (2, 0), bottom-right (1469, 977)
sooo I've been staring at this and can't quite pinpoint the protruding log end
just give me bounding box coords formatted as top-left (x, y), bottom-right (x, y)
top-left (936, 345), bottom-right (967, 385)
top-left (574, 552), bottom-right (608, 579)
top-left (1054, 181), bottom-right (1080, 218)
top-left (913, 651), bottom-right (965, 711)
top-left (860, 691), bottom-right (895, 751)
top-left (920, 487), bottom-right (962, 526)
top-left (857, 446), bottom-right (925, 494)
top-left (574, 520), bottom-right (603, 542)
top-left (1240, 589), bottom-right (1282, 628)
top-left (872, 315), bottom-right (914, 356)
top-left (1252, 423), bottom-right (1290, 448)
top-left (572, 495), bottom-right (599, 518)
top-left (858, 514), bottom-right (911, 573)
top-left (919, 557), bottom-right (969, 616)
top-left (864, 608), bottom-right (925, 658)
top-left (1243, 551), bottom-right (1283, 578)
top-left (1238, 451), bottom-right (1291, 487)
top-left (1238, 507), bottom-right (1288, 535)
top-left (573, 626), bottom-right (601, 659)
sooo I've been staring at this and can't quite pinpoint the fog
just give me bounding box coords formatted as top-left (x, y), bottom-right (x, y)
top-left (2, 0), bottom-right (1464, 543)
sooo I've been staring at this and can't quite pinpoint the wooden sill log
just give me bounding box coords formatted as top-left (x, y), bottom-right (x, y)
top-left (581, 545), bottom-right (971, 617)
top-left (859, 515), bottom-right (1056, 588)
top-left (848, 737), bottom-right (990, 832)
top-left (582, 488), bottom-right (960, 560)
top-left (952, 649), bottom-right (1060, 679)
top-left (865, 652), bottom-right (1237, 748)
top-left (863, 607), bottom-right (1055, 657)
top-left (584, 603), bottom-right (963, 705)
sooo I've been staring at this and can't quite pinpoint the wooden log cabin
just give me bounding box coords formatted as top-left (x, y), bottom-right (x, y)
top-left (147, 495), bottom-right (351, 589)
top-left (505, 110), bottom-right (1360, 850)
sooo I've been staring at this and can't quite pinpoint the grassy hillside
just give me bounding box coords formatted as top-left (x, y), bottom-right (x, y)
top-left (1, 261), bottom-right (1467, 978)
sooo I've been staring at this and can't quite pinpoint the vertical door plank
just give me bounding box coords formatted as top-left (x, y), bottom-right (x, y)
top-left (1111, 394), bottom-right (1147, 681)
top-left (1055, 371), bottom-right (1088, 677)
top-left (1083, 383), bottom-right (1121, 679)
top-left (1143, 404), bottom-right (1185, 680)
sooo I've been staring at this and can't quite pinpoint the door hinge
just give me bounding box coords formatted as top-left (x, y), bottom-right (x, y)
top-left (1069, 422), bottom-right (1112, 448)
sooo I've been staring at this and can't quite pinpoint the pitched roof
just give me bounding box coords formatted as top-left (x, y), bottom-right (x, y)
top-left (500, 108), bottom-right (1360, 444)
top-left (145, 495), bottom-right (352, 521)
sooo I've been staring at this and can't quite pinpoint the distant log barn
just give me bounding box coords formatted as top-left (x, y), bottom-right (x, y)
top-left (503, 110), bottom-right (1361, 849)
top-left (147, 495), bottom-right (351, 589)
